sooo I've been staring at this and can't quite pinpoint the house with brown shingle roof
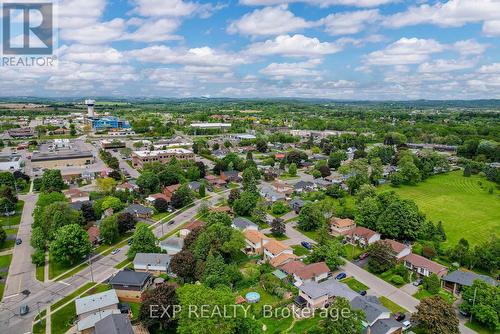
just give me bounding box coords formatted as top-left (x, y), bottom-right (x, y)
top-left (403, 253), bottom-right (448, 278)
top-left (243, 230), bottom-right (269, 254)
top-left (269, 253), bottom-right (299, 268)
top-left (64, 188), bottom-right (90, 203)
top-left (179, 220), bottom-right (204, 238)
top-left (161, 184), bottom-right (181, 201)
top-left (263, 239), bottom-right (293, 261)
top-left (280, 261), bottom-right (330, 286)
top-left (329, 217), bottom-right (356, 236)
top-left (384, 239), bottom-right (411, 260)
top-left (345, 226), bottom-right (381, 247)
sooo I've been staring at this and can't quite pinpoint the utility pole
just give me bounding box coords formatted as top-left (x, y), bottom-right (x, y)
top-left (88, 255), bottom-right (94, 283)
top-left (470, 286), bottom-right (477, 323)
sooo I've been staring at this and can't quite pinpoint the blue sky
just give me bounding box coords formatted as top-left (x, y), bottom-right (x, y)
top-left (3, 0), bottom-right (500, 99)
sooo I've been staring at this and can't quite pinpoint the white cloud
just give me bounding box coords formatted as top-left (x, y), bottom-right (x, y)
top-left (260, 59), bottom-right (322, 78)
top-left (61, 19), bottom-right (126, 44)
top-left (418, 59), bottom-right (476, 73)
top-left (453, 39), bottom-right (487, 55)
top-left (228, 5), bottom-right (317, 36)
top-left (383, 0), bottom-right (500, 37)
top-left (127, 45), bottom-right (249, 68)
top-left (131, 0), bottom-right (199, 17)
top-left (58, 0), bottom-right (106, 29)
top-left (239, 0), bottom-right (395, 8)
top-left (123, 18), bottom-right (182, 42)
top-left (477, 63), bottom-right (500, 74)
top-left (59, 44), bottom-right (125, 64)
top-left (322, 9), bottom-right (380, 36)
top-left (365, 37), bottom-right (445, 65)
top-left (247, 34), bottom-right (342, 57)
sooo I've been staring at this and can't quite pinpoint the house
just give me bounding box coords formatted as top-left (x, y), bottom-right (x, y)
top-left (351, 296), bottom-right (391, 327)
top-left (108, 271), bottom-right (153, 302)
top-left (205, 174), bottom-right (227, 187)
top-left (133, 253), bottom-right (171, 275)
top-left (442, 270), bottom-right (498, 295)
top-left (146, 193), bottom-right (170, 204)
top-left (75, 290), bottom-right (120, 334)
top-left (64, 188), bottom-right (90, 203)
top-left (232, 217), bottom-right (259, 232)
top-left (271, 180), bottom-right (294, 195)
top-left (94, 314), bottom-right (134, 334)
top-left (296, 279), bottom-right (358, 309)
top-left (259, 185), bottom-right (287, 202)
top-left (289, 198), bottom-right (306, 213)
top-left (220, 171), bottom-right (241, 183)
top-left (329, 217), bottom-right (356, 236)
top-left (367, 318), bottom-right (403, 334)
top-left (116, 182), bottom-right (138, 192)
top-left (87, 226), bottom-right (101, 245)
top-left (345, 226), bottom-right (381, 247)
top-left (122, 204), bottom-right (154, 219)
top-left (263, 239), bottom-right (293, 261)
top-left (280, 261), bottom-right (330, 286)
top-left (160, 236), bottom-right (184, 255)
top-left (243, 230), bottom-right (269, 254)
top-left (179, 220), bottom-right (204, 238)
top-left (294, 181), bottom-right (315, 193)
top-left (384, 239), bottom-right (411, 260)
top-left (187, 181), bottom-right (202, 192)
top-left (313, 178), bottom-right (332, 189)
top-left (269, 253), bottom-right (299, 268)
top-left (162, 184), bottom-right (181, 201)
top-left (403, 253), bottom-right (448, 278)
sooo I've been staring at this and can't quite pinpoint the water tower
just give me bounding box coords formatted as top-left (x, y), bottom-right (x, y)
top-left (85, 99), bottom-right (95, 118)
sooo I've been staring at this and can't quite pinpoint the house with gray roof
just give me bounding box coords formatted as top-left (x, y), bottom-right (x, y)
top-left (133, 253), bottom-right (171, 275)
top-left (122, 203), bottom-right (153, 219)
top-left (187, 180), bottom-right (202, 192)
top-left (95, 314), bottom-right (134, 334)
top-left (296, 278), bottom-right (358, 309)
top-left (289, 198), bottom-right (306, 213)
top-left (366, 318), bottom-right (403, 334)
top-left (75, 289), bottom-right (120, 333)
top-left (232, 217), bottom-right (259, 232)
top-left (294, 181), bottom-right (315, 193)
top-left (109, 271), bottom-right (153, 302)
top-left (351, 296), bottom-right (390, 326)
top-left (259, 185), bottom-right (286, 202)
top-left (160, 236), bottom-right (184, 255)
top-left (442, 270), bottom-right (498, 295)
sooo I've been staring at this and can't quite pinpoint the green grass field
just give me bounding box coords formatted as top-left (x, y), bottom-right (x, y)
top-left (380, 171), bottom-right (500, 247)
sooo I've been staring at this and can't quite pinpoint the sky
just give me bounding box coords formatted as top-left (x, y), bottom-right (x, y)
top-left (2, 0), bottom-right (500, 100)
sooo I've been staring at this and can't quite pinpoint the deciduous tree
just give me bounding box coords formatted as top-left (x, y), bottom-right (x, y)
top-left (413, 296), bottom-right (459, 334)
top-left (50, 224), bottom-right (92, 265)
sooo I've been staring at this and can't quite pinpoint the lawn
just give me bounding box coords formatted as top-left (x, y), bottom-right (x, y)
top-left (0, 254), bottom-right (12, 268)
top-left (264, 233), bottom-right (289, 241)
top-left (344, 244), bottom-right (365, 261)
top-left (128, 301), bottom-right (141, 321)
top-left (296, 228), bottom-right (320, 242)
top-left (379, 296), bottom-right (408, 314)
top-left (114, 258), bottom-right (132, 269)
top-left (35, 265), bottom-right (45, 282)
top-left (379, 171), bottom-right (500, 246)
top-left (413, 287), bottom-right (456, 304)
top-left (48, 252), bottom-right (86, 280)
top-left (83, 283), bottom-right (111, 296)
top-left (50, 282), bottom-right (95, 311)
top-left (51, 302), bottom-right (76, 334)
top-left (289, 316), bottom-right (322, 333)
top-left (0, 201), bottom-right (24, 227)
top-left (465, 320), bottom-right (498, 334)
top-left (341, 277), bottom-right (368, 293)
top-left (0, 240), bottom-right (15, 251)
top-left (291, 245), bottom-right (310, 256)
top-left (32, 319), bottom-right (46, 334)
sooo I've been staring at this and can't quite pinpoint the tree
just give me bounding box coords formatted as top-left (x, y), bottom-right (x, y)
top-left (370, 157), bottom-right (383, 184)
top-left (30, 226), bottom-right (46, 250)
top-left (153, 198), bottom-right (169, 213)
top-left (398, 155), bottom-right (421, 184)
top-left (50, 224), bottom-right (92, 265)
top-left (251, 199), bottom-right (268, 225)
top-left (137, 171), bottom-right (160, 194)
top-left (384, 132), bottom-right (407, 146)
top-left (0, 185), bottom-right (17, 204)
top-left (81, 201), bottom-right (96, 222)
top-left (460, 280), bottom-right (500, 331)
top-left (256, 138), bottom-right (268, 153)
top-left (96, 177), bottom-right (117, 192)
top-left (423, 273), bottom-right (441, 294)
top-left (140, 283), bottom-right (178, 330)
top-left (206, 212), bottom-right (232, 227)
top-left (170, 250), bottom-right (198, 282)
top-left (436, 221), bottom-right (446, 241)
top-left (242, 167), bottom-right (258, 193)
top-left (186, 166), bottom-right (200, 181)
top-left (413, 296), bottom-right (459, 334)
top-left (288, 163), bottom-right (297, 176)
top-left (297, 203), bottom-right (325, 231)
top-left (100, 196), bottom-right (124, 212)
top-left (319, 297), bottom-right (364, 334)
top-left (117, 212), bottom-right (136, 234)
top-left (195, 161), bottom-right (206, 178)
top-left (271, 201), bottom-right (289, 215)
top-left (100, 215), bottom-right (120, 244)
top-left (318, 165), bottom-right (331, 178)
top-left (171, 185), bottom-right (194, 209)
top-left (198, 183), bottom-right (206, 197)
top-left (41, 169), bottom-right (64, 192)
top-left (328, 150), bottom-right (347, 169)
top-left (376, 199), bottom-right (425, 240)
top-left (127, 223), bottom-right (160, 259)
top-left (0, 197), bottom-right (15, 214)
top-left (228, 188), bottom-right (240, 205)
top-left (31, 249), bottom-right (46, 266)
top-left (325, 184), bottom-right (347, 199)
top-left (307, 238), bottom-right (345, 270)
top-left (367, 241), bottom-right (396, 274)
top-left (0, 226), bottom-right (6, 245)
top-left (232, 191), bottom-right (258, 216)
top-left (0, 172), bottom-right (16, 188)
top-left (40, 202), bottom-right (84, 239)
top-left (355, 184), bottom-right (376, 204)
top-left (271, 218), bottom-right (285, 237)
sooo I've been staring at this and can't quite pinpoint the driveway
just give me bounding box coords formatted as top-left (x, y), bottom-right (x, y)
top-left (401, 282), bottom-right (419, 296)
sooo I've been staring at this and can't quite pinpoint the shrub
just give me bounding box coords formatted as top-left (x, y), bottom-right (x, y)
top-left (391, 275), bottom-right (404, 285)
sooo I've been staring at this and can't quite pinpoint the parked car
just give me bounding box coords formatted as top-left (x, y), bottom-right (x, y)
top-left (358, 252), bottom-right (369, 260)
top-left (402, 320), bottom-right (411, 330)
top-left (413, 278), bottom-right (423, 286)
top-left (128, 239), bottom-right (133, 245)
top-left (359, 290), bottom-right (367, 296)
top-left (111, 249), bottom-right (120, 255)
top-left (459, 309), bottom-right (470, 317)
top-left (20, 305), bottom-right (29, 316)
top-left (301, 241), bottom-right (312, 250)
top-left (335, 272), bottom-right (347, 280)
top-left (168, 220), bottom-right (175, 225)
top-left (394, 312), bottom-right (405, 321)
top-left (15, 239), bottom-right (22, 245)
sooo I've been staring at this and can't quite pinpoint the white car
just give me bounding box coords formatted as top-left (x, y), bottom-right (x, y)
top-left (402, 320), bottom-right (411, 331)
top-left (111, 249), bottom-right (120, 255)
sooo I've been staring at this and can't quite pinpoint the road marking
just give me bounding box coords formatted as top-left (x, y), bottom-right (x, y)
top-left (3, 293), bottom-right (20, 299)
top-left (58, 281), bottom-right (71, 286)
top-left (17, 277), bottom-right (22, 292)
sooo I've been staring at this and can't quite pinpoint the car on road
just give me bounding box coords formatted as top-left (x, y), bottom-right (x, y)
top-left (335, 272), bottom-right (347, 280)
top-left (394, 312), bottom-right (405, 321)
top-left (358, 252), bottom-right (369, 260)
top-left (359, 290), bottom-right (367, 296)
top-left (301, 241), bottom-right (312, 250)
top-left (20, 305), bottom-right (29, 316)
top-left (111, 249), bottom-right (120, 255)
top-left (402, 320), bottom-right (411, 330)
top-left (15, 238), bottom-right (22, 245)
top-left (413, 278), bottom-right (423, 286)
top-left (167, 220), bottom-right (175, 225)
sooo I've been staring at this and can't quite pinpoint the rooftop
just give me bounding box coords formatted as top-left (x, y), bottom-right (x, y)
top-left (75, 289), bottom-right (119, 315)
top-left (109, 270), bottom-right (151, 287)
top-left (133, 148), bottom-right (193, 157)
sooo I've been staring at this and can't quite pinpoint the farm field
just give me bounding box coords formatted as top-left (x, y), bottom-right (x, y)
top-left (380, 171), bottom-right (499, 247)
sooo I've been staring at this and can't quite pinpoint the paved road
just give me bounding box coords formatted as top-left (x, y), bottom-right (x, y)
top-left (3, 193), bottom-right (41, 299)
top-left (0, 191), bottom-right (229, 334)
top-left (109, 150), bottom-right (140, 179)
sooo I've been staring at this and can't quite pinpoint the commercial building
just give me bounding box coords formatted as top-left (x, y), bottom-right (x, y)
top-left (0, 154), bottom-right (23, 171)
top-left (131, 148), bottom-right (194, 169)
top-left (91, 116), bottom-right (131, 131)
top-left (190, 122), bottom-right (231, 129)
top-left (31, 150), bottom-right (94, 168)
top-left (7, 127), bottom-right (34, 138)
top-left (100, 139), bottom-right (126, 149)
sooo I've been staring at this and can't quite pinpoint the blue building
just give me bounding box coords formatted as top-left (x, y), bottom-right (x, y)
top-left (91, 116), bottom-right (131, 130)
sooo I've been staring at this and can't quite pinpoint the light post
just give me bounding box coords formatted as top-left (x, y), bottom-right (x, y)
top-left (88, 254), bottom-right (94, 283)
top-left (469, 287), bottom-right (477, 323)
